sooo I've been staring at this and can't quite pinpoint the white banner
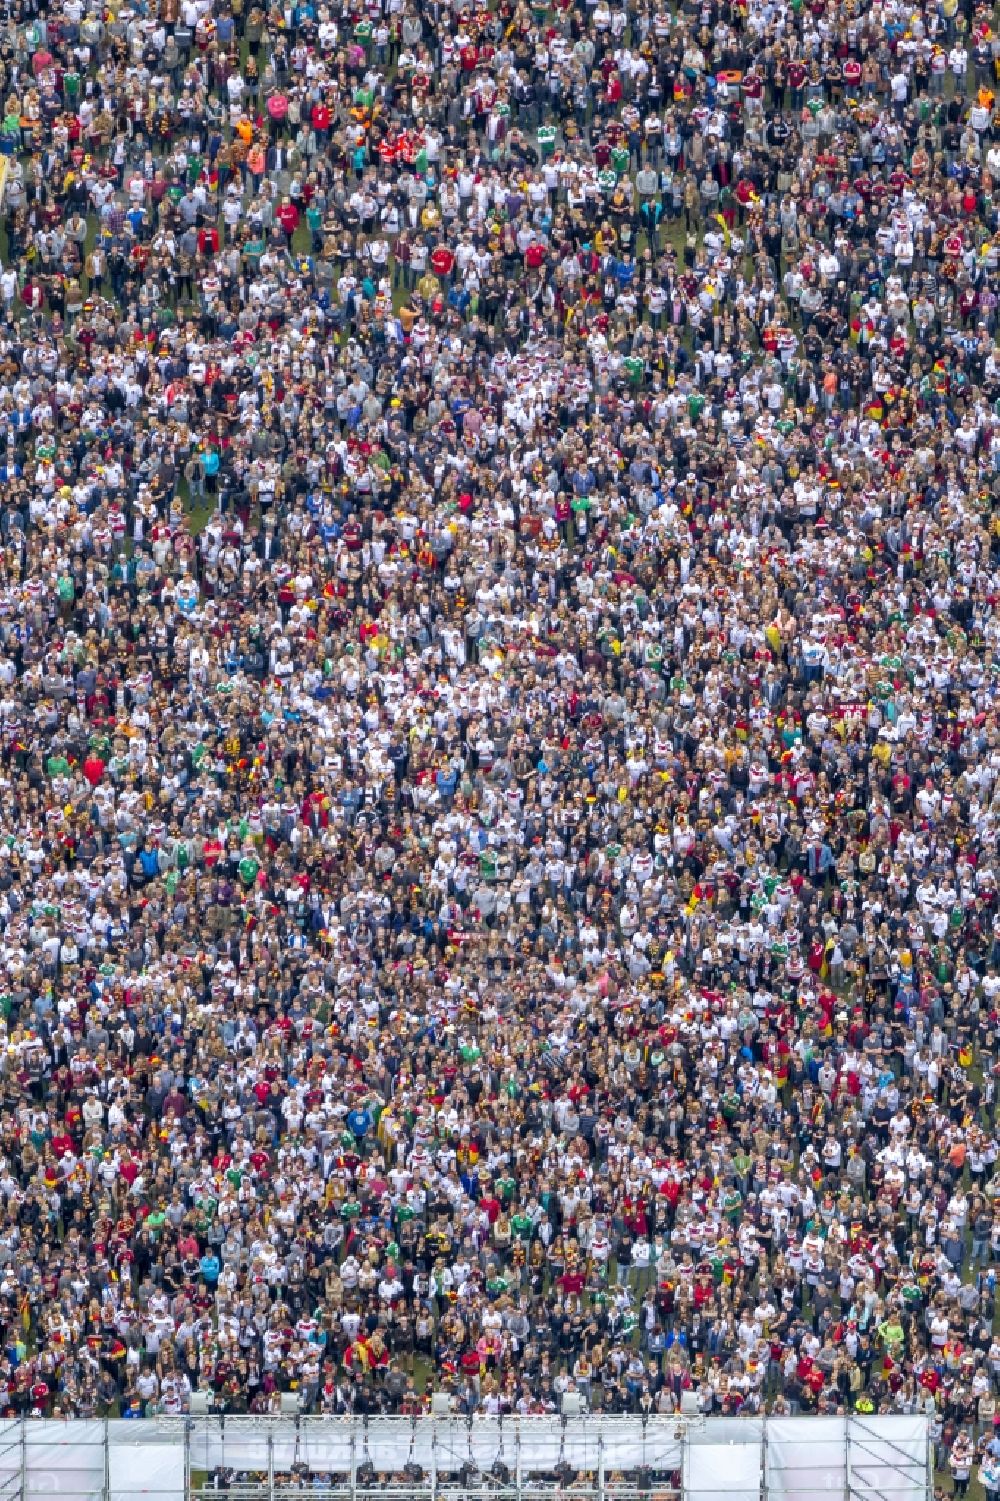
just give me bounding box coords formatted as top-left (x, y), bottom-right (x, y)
top-left (848, 1415), bottom-right (928, 1501)
top-left (684, 1422), bottom-right (762, 1501)
top-left (108, 1425), bottom-right (187, 1501)
top-left (0, 1419), bottom-right (24, 1499)
top-left (766, 1416), bottom-right (848, 1501)
top-left (22, 1421), bottom-right (106, 1501)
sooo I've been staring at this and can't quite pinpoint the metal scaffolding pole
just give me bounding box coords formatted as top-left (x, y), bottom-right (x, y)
top-left (515, 1426), bottom-right (522, 1501)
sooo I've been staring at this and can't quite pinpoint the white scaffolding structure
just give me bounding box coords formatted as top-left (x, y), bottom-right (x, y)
top-left (0, 1413), bottom-right (931, 1501)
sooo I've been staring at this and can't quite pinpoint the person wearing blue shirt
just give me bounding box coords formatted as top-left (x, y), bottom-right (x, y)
top-left (436, 766), bottom-right (457, 801)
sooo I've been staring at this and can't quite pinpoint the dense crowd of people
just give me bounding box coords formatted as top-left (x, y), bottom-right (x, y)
top-left (0, 0), bottom-right (998, 1485)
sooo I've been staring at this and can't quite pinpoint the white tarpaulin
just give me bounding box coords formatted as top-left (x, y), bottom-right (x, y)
top-left (766, 1416), bottom-right (848, 1501)
top-left (107, 1425), bottom-right (187, 1501)
top-left (15, 1421), bottom-right (184, 1501)
top-left (762, 1410), bottom-right (840, 1501)
top-left (22, 1420), bottom-right (106, 1500)
top-left (847, 1415), bottom-right (928, 1501)
top-left (0, 1419), bottom-right (23, 1498)
top-left (684, 1420), bottom-right (762, 1501)
top-left (767, 1416), bottom-right (926, 1501)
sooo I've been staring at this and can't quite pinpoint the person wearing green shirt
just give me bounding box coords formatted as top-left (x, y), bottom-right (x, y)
top-left (623, 354), bottom-right (644, 386)
top-left (496, 1175), bottom-right (516, 1202)
top-left (877, 1315), bottom-right (905, 1355)
top-left (721, 1090), bottom-right (741, 1123)
top-left (511, 1211), bottom-right (534, 1241)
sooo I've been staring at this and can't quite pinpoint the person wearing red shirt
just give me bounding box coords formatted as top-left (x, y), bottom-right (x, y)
top-left (82, 753), bottom-right (105, 786)
top-left (557, 1267), bottom-right (585, 1296)
top-left (525, 238), bottom-right (546, 270)
top-left (276, 198), bottom-right (299, 237)
top-left (430, 243), bottom-right (455, 280)
top-left (118, 1155), bottom-right (140, 1189)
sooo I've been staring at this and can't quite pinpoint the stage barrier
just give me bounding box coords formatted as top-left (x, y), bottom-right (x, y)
top-left (0, 1412), bottom-right (931, 1501)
